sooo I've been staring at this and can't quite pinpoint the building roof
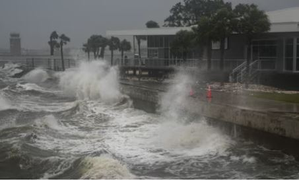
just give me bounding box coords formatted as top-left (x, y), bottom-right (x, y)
top-left (107, 7), bottom-right (299, 36)
top-left (107, 27), bottom-right (192, 36)
top-left (266, 7), bottom-right (299, 33)
top-left (266, 7), bottom-right (299, 23)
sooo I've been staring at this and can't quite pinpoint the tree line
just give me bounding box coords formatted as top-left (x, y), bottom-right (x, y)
top-left (48, 19), bottom-right (160, 69)
top-left (81, 20), bottom-right (160, 65)
top-left (82, 35), bottom-right (132, 65)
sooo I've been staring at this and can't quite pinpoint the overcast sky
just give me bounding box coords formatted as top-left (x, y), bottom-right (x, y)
top-left (1, 0), bottom-right (299, 50)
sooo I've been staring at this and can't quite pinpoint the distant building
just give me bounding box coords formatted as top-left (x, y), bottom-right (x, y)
top-left (10, 33), bottom-right (21, 56)
top-left (107, 7), bottom-right (299, 89)
top-left (107, 7), bottom-right (299, 72)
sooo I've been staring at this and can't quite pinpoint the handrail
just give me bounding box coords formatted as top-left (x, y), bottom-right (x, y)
top-left (230, 59), bottom-right (260, 83)
top-left (231, 61), bottom-right (246, 74)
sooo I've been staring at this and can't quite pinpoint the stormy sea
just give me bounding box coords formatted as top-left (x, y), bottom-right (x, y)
top-left (0, 60), bottom-right (299, 179)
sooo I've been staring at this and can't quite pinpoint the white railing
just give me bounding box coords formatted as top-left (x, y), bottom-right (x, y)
top-left (230, 59), bottom-right (266, 83)
top-left (115, 58), bottom-right (245, 71)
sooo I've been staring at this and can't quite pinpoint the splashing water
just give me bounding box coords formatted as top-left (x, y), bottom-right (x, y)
top-left (0, 94), bottom-right (11, 111)
top-left (33, 115), bottom-right (66, 131)
top-left (79, 155), bottom-right (134, 179)
top-left (58, 61), bottom-right (121, 102)
top-left (1, 63), bottom-right (23, 77)
top-left (153, 121), bottom-right (232, 156)
top-left (160, 71), bottom-right (193, 120)
top-left (0, 59), bottom-right (299, 179)
top-left (23, 68), bottom-right (50, 83)
top-left (155, 69), bottom-right (233, 156)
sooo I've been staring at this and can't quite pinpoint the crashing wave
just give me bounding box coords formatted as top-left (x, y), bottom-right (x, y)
top-left (16, 83), bottom-right (56, 94)
top-left (0, 63), bottom-right (24, 77)
top-left (33, 115), bottom-right (66, 131)
top-left (79, 155), bottom-right (134, 179)
top-left (0, 94), bottom-right (12, 111)
top-left (153, 121), bottom-right (233, 156)
top-left (22, 68), bottom-right (50, 83)
top-left (58, 61), bottom-right (122, 103)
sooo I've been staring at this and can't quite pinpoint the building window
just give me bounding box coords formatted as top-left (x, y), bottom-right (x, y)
top-left (285, 38), bottom-right (294, 71)
top-left (148, 49), bottom-right (158, 58)
top-left (296, 38), bottom-right (299, 71)
top-left (212, 38), bottom-right (229, 50)
top-left (252, 39), bottom-right (277, 70)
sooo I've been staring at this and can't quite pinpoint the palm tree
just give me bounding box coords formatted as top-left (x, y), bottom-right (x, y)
top-left (59, 34), bottom-right (70, 71)
top-left (234, 4), bottom-right (270, 88)
top-left (82, 39), bottom-right (91, 61)
top-left (108, 36), bottom-right (120, 66)
top-left (49, 31), bottom-right (59, 56)
top-left (119, 39), bottom-right (132, 64)
top-left (88, 35), bottom-right (109, 59)
top-left (48, 40), bottom-right (60, 55)
top-left (99, 37), bottom-right (109, 59)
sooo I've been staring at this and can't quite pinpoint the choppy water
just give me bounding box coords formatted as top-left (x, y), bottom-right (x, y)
top-left (0, 61), bottom-right (299, 179)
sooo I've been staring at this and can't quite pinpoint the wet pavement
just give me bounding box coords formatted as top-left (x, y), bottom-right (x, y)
top-left (120, 79), bottom-right (299, 114)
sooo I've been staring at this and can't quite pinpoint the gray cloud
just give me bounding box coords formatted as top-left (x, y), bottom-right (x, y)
top-left (1, 0), bottom-right (299, 49)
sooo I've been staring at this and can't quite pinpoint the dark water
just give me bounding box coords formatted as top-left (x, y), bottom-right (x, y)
top-left (0, 62), bottom-right (299, 179)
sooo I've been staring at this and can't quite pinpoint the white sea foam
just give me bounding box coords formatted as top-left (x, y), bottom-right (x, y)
top-left (1, 63), bottom-right (23, 77)
top-left (23, 68), bottom-right (49, 83)
top-left (58, 61), bottom-right (121, 103)
top-left (153, 121), bottom-right (232, 156)
top-left (16, 83), bottom-right (50, 93)
top-left (34, 115), bottom-right (66, 131)
top-left (155, 70), bottom-right (233, 156)
top-left (0, 94), bottom-right (11, 111)
top-left (80, 155), bottom-right (134, 179)
top-left (230, 155), bottom-right (257, 164)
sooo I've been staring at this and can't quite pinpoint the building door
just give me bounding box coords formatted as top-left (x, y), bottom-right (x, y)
top-left (284, 38), bottom-right (299, 72)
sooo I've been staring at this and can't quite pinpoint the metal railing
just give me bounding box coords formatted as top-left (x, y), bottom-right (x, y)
top-left (230, 59), bottom-right (277, 83)
top-left (114, 57), bottom-right (245, 71)
top-left (25, 58), bottom-right (77, 71)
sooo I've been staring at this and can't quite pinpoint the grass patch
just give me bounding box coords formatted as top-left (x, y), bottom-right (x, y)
top-left (247, 91), bottom-right (299, 104)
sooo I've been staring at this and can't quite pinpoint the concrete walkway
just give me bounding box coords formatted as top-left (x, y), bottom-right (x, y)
top-left (121, 79), bottom-right (299, 114)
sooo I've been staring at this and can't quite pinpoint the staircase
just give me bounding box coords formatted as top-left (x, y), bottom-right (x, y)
top-left (229, 60), bottom-right (260, 84)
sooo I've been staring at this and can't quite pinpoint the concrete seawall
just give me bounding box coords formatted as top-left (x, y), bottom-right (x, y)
top-left (120, 81), bottom-right (299, 158)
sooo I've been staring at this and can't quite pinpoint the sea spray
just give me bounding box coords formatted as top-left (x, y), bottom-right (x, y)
top-left (0, 94), bottom-right (11, 111)
top-left (159, 70), bottom-right (193, 120)
top-left (23, 68), bottom-right (50, 83)
top-left (79, 155), bottom-right (134, 179)
top-left (1, 63), bottom-right (23, 77)
top-left (58, 61), bottom-right (121, 102)
top-left (153, 121), bottom-right (232, 156)
top-left (155, 69), bottom-right (233, 155)
top-left (33, 115), bottom-right (66, 131)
